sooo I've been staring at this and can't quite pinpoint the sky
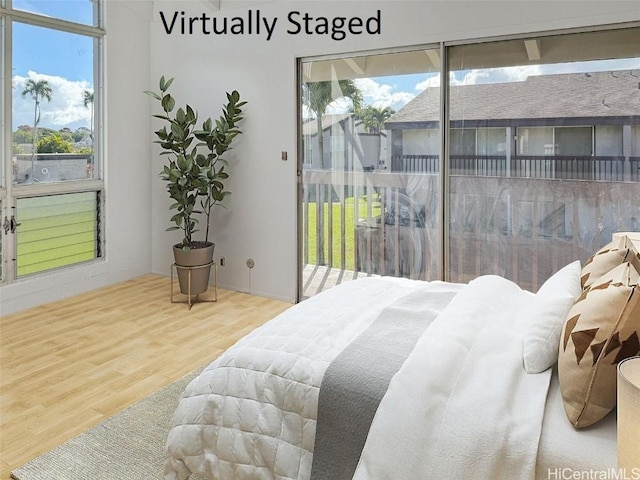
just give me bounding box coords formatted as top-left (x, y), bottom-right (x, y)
top-left (9, 1), bottom-right (640, 130)
top-left (11, 0), bottom-right (95, 131)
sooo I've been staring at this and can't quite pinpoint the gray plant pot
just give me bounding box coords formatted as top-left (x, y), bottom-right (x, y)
top-left (173, 241), bottom-right (215, 296)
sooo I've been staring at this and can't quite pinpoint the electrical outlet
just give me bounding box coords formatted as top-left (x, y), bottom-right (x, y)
top-left (219, 256), bottom-right (225, 266)
top-left (246, 258), bottom-right (255, 269)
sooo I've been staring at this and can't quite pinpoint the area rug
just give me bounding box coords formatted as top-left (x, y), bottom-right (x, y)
top-left (11, 369), bottom-right (205, 480)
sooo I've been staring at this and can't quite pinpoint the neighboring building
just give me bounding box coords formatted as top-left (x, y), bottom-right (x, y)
top-left (302, 113), bottom-right (388, 171)
top-left (386, 70), bottom-right (640, 181)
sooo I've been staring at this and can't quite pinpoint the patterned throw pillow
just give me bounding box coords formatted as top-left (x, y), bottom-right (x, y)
top-left (558, 262), bottom-right (640, 428)
top-left (581, 239), bottom-right (640, 289)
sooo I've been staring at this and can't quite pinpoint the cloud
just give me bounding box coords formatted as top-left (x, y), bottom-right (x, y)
top-left (415, 64), bottom-right (553, 91)
top-left (325, 97), bottom-right (354, 115)
top-left (415, 74), bottom-right (441, 91)
top-left (415, 66), bottom-right (543, 91)
top-left (319, 78), bottom-right (416, 115)
top-left (414, 59), bottom-right (640, 91)
top-left (452, 65), bottom-right (545, 85)
top-left (12, 71), bottom-right (92, 130)
top-left (354, 78), bottom-right (415, 110)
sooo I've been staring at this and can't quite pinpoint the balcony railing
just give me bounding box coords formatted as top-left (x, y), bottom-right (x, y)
top-left (302, 168), bottom-right (640, 296)
top-left (13, 153), bottom-right (93, 183)
top-left (396, 154), bottom-right (636, 182)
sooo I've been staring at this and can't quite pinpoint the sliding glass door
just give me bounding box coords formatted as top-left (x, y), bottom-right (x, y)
top-left (299, 49), bottom-right (442, 297)
top-left (299, 26), bottom-right (640, 298)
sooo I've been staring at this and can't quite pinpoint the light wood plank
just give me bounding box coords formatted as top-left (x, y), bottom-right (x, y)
top-left (0, 274), bottom-right (291, 478)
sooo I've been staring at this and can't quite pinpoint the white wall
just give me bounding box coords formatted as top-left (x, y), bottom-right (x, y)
top-left (149, 0), bottom-right (640, 303)
top-left (0, 1), bottom-right (153, 315)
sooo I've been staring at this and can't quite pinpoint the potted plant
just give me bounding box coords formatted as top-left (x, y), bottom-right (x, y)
top-left (145, 76), bottom-right (246, 296)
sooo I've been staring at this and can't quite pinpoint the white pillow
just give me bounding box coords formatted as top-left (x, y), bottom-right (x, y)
top-left (522, 260), bottom-right (582, 374)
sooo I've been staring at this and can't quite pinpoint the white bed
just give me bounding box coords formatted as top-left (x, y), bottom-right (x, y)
top-left (163, 270), bottom-right (618, 480)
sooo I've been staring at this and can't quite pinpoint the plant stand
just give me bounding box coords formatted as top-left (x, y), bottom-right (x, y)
top-left (170, 261), bottom-right (217, 310)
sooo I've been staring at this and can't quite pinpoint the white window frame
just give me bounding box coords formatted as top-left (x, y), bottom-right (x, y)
top-left (0, 0), bottom-right (105, 285)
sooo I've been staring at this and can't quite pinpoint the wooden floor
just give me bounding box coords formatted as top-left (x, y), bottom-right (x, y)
top-left (0, 274), bottom-right (291, 479)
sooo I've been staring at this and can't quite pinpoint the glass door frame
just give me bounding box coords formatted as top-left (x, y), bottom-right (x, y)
top-left (296, 43), bottom-right (445, 301)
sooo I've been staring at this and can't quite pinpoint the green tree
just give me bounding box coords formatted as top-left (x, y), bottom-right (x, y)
top-left (38, 127), bottom-right (58, 138)
top-left (13, 126), bottom-right (33, 144)
top-left (82, 90), bottom-right (95, 175)
top-left (302, 79), bottom-right (362, 265)
top-left (74, 146), bottom-right (93, 155)
top-left (359, 105), bottom-right (395, 165)
top-left (359, 105), bottom-right (395, 134)
top-left (83, 89), bottom-right (94, 141)
top-left (303, 80), bottom-right (361, 169)
top-left (37, 133), bottom-right (73, 153)
top-left (21, 79), bottom-right (53, 180)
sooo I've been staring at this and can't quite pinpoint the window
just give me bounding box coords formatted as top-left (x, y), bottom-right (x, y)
top-left (518, 127), bottom-right (554, 155)
top-left (517, 126), bottom-right (593, 156)
top-left (450, 129), bottom-right (476, 156)
top-left (555, 127), bottom-right (592, 156)
top-left (1, 0), bottom-right (104, 282)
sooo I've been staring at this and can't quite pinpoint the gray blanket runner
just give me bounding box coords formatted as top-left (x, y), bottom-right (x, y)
top-left (310, 284), bottom-right (459, 480)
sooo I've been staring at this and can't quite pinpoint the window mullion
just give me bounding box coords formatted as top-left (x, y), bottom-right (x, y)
top-left (440, 41), bottom-right (450, 283)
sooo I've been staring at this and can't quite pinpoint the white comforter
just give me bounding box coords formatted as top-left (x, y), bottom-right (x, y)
top-left (164, 275), bottom-right (552, 480)
top-left (353, 275), bottom-right (551, 479)
top-left (164, 276), bottom-right (434, 480)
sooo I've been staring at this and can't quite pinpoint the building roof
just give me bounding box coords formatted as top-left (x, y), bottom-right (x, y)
top-left (387, 70), bottom-right (640, 127)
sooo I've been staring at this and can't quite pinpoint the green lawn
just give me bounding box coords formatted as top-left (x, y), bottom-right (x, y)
top-left (304, 195), bottom-right (381, 270)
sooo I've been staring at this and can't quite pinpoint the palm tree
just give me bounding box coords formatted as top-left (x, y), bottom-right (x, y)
top-left (82, 89), bottom-right (94, 139)
top-left (359, 105), bottom-right (395, 167)
top-left (21, 79), bottom-right (53, 182)
top-left (302, 79), bottom-right (362, 265)
top-left (360, 105), bottom-right (395, 134)
top-left (303, 80), bottom-right (362, 169)
top-left (82, 89), bottom-right (95, 177)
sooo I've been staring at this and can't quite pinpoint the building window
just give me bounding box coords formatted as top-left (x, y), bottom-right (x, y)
top-left (1, 0), bottom-right (104, 282)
